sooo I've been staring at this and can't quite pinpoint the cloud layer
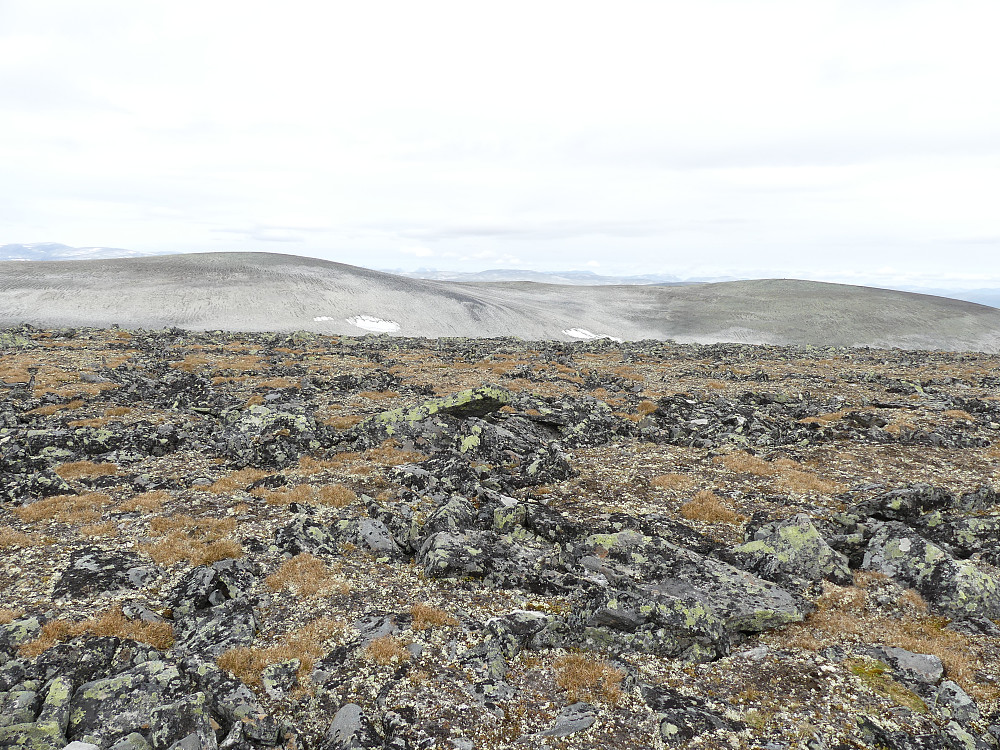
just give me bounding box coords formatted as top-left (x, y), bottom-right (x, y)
top-left (1, 1), bottom-right (998, 286)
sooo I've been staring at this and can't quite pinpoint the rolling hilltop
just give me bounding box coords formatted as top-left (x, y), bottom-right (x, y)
top-left (1, 251), bottom-right (999, 351)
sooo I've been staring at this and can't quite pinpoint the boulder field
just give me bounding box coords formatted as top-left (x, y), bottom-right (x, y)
top-left (2, 326), bottom-right (1000, 748)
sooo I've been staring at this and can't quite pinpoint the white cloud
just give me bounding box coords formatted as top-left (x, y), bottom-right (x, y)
top-left (0, 0), bottom-right (997, 283)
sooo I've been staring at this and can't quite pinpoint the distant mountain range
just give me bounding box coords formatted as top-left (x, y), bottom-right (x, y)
top-left (386, 268), bottom-right (709, 286)
top-left (2, 243), bottom-right (997, 310)
top-left (0, 243), bottom-right (156, 262)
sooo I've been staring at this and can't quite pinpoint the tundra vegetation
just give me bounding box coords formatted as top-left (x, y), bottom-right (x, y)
top-left (1, 325), bottom-right (1000, 748)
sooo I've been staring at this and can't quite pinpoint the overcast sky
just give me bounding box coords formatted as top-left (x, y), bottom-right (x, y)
top-left (1, 1), bottom-right (998, 287)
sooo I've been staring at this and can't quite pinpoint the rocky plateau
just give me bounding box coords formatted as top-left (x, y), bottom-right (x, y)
top-left (2, 325), bottom-right (1000, 749)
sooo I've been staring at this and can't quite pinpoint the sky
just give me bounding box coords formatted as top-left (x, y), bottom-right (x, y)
top-left (1, 1), bottom-right (999, 288)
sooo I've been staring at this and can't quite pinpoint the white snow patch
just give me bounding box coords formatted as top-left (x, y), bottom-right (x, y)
top-left (562, 328), bottom-right (619, 341)
top-left (313, 316), bottom-right (335, 322)
top-left (348, 315), bottom-right (401, 333)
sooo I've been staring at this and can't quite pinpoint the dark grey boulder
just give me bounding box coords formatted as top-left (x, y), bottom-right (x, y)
top-left (320, 703), bottom-right (381, 750)
top-left (866, 646), bottom-right (944, 686)
top-left (219, 405), bottom-right (320, 469)
top-left (260, 659), bottom-right (300, 700)
top-left (52, 547), bottom-right (158, 600)
top-left (572, 531), bottom-right (807, 655)
top-left (731, 513), bottom-right (852, 586)
top-left (537, 702), bottom-right (597, 737)
top-left (67, 661), bottom-right (186, 746)
top-left (272, 516), bottom-right (340, 557)
top-left (642, 684), bottom-right (743, 746)
top-left (35, 637), bottom-right (122, 688)
top-left (934, 680), bottom-right (981, 725)
top-left (862, 522), bottom-right (1000, 619)
top-left (461, 611), bottom-right (549, 682)
top-left (356, 518), bottom-right (406, 560)
top-left (418, 531), bottom-right (492, 579)
top-left (172, 598), bottom-right (258, 658)
top-left (0, 617), bottom-right (41, 659)
top-left (178, 657), bottom-right (278, 744)
top-left (148, 692), bottom-right (217, 750)
top-left (168, 558), bottom-right (258, 617)
top-left (0, 689), bottom-right (40, 726)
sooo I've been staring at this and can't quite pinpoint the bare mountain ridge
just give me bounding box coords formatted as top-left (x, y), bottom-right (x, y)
top-left (1, 251), bottom-right (998, 352)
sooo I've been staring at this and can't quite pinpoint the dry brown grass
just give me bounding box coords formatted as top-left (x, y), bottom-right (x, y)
top-left (364, 635), bottom-right (410, 666)
top-left (251, 483), bottom-right (357, 508)
top-left (799, 411), bottom-right (848, 425)
top-left (14, 492), bottom-right (113, 524)
top-left (54, 460), bottom-right (119, 480)
top-left (774, 469), bottom-right (846, 495)
top-left (679, 489), bottom-right (746, 524)
top-left (0, 527), bottom-right (41, 548)
top-left (552, 653), bottom-right (624, 704)
top-left (265, 554), bottom-right (350, 598)
top-left (79, 521), bottom-right (118, 537)
top-left (411, 603), bottom-right (460, 630)
top-left (0, 608), bottom-right (25, 624)
top-left (636, 400), bottom-right (659, 416)
top-left (117, 490), bottom-right (171, 513)
top-left (943, 409), bottom-right (975, 422)
top-left (206, 468), bottom-right (272, 494)
top-left (778, 580), bottom-right (992, 701)
top-left (884, 419), bottom-right (917, 437)
top-left (322, 414), bottom-right (366, 430)
top-left (143, 514), bottom-right (241, 566)
top-left (256, 377), bottom-right (297, 389)
top-left (144, 535), bottom-right (243, 566)
top-left (25, 399), bottom-right (85, 416)
top-left (650, 473), bottom-right (696, 491)
top-left (171, 354), bottom-right (210, 372)
top-left (217, 616), bottom-right (347, 688)
top-left (297, 455), bottom-right (343, 472)
top-left (715, 451), bottom-right (779, 477)
top-left (18, 607), bottom-right (173, 657)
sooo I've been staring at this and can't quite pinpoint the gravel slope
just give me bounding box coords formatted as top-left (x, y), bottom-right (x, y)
top-left (1, 252), bottom-right (998, 351)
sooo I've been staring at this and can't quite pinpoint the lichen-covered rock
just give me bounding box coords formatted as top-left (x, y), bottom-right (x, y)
top-left (642, 684), bottom-right (744, 746)
top-left (219, 405), bottom-right (320, 468)
top-left (934, 680), bottom-right (981, 725)
top-left (178, 656), bottom-right (279, 744)
top-left (260, 659), bottom-right (299, 700)
top-left (418, 531), bottom-right (492, 579)
top-left (0, 675), bottom-right (75, 750)
top-left (0, 617), bottom-right (41, 659)
top-left (0, 689), bottom-right (40, 727)
top-left (172, 598), bottom-right (258, 658)
top-left (535, 702), bottom-right (597, 738)
top-left (461, 611), bottom-right (549, 681)
top-left (53, 548), bottom-right (158, 600)
top-left (355, 518), bottom-right (405, 561)
top-left (320, 703), bottom-right (381, 750)
top-left (168, 558), bottom-right (259, 617)
top-left (67, 661), bottom-right (187, 745)
top-left (862, 522), bottom-right (1000, 619)
top-left (731, 513), bottom-right (852, 586)
top-left (508, 393), bottom-right (630, 448)
top-left (272, 516), bottom-right (340, 557)
top-left (34, 637), bottom-right (122, 688)
top-left (577, 531), bottom-right (808, 635)
top-left (148, 692), bottom-right (217, 750)
top-left (866, 646), bottom-right (945, 686)
top-left (367, 386), bottom-right (512, 432)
